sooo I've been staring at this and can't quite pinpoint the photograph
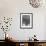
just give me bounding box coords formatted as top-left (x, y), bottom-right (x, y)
top-left (20, 13), bottom-right (33, 29)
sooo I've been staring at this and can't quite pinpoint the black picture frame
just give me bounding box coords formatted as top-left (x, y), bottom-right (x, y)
top-left (20, 13), bottom-right (33, 29)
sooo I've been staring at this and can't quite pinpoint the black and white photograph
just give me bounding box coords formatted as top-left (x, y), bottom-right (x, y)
top-left (20, 13), bottom-right (33, 29)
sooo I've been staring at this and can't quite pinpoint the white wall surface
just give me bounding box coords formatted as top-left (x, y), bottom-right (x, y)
top-left (0, 0), bottom-right (46, 40)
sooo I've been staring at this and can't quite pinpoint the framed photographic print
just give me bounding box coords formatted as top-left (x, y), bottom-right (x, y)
top-left (20, 13), bottom-right (33, 29)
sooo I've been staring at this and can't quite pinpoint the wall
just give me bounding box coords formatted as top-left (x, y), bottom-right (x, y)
top-left (0, 0), bottom-right (46, 40)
